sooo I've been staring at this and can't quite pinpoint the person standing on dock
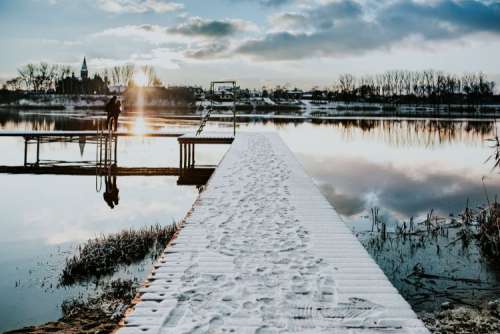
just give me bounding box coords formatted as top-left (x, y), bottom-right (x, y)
top-left (105, 96), bottom-right (121, 132)
top-left (112, 99), bottom-right (121, 132)
top-left (105, 96), bottom-right (117, 131)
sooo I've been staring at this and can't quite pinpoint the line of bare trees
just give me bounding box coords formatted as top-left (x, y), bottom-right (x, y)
top-left (3, 63), bottom-right (162, 92)
top-left (6, 63), bottom-right (73, 92)
top-left (88, 65), bottom-right (162, 87)
top-left (334, 70), bottom-right (496, 106)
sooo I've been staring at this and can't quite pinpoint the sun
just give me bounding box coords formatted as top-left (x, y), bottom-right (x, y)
top-left (134, 71), bottom-right (148, 87)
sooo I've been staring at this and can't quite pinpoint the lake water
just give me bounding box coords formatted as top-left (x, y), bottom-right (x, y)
top-left (1, 109), bottom-right (500, 331)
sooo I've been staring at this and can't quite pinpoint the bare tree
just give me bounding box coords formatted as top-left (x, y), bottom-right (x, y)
top-left (5, 77), bottom-right (23, 90)
top-left (122, 64), bottom-right (135, 87)
top-left (140, 65), bottom-right (162, 87)
top-left (18, 64), bottom-right (36, 91)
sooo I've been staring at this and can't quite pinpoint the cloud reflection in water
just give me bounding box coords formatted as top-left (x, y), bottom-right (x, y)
top-left (301, 154), bottom-right (500, 221)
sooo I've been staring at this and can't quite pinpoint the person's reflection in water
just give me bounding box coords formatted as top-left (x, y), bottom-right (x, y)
top-left (103, 165), bottom-right (119, 209)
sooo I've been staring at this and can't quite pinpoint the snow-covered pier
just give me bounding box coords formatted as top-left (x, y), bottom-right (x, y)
top-left (119, 133), bottom-right (429, 334)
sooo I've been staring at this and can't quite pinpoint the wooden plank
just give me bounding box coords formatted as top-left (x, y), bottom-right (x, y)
top-left (0, 131), bottom-right (185, 137)
top-left (0, 165), bottom-right (215, 176)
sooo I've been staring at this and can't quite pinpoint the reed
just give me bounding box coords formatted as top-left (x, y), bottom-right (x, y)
top-left (60, 223), bottom-right (177, 285)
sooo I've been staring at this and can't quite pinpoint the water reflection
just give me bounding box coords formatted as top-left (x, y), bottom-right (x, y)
top-left (303, 154), bottom-right (500, 220)
top-left (1, 109), bottom-right (498, 149)
top-left (132, 116), bottom-right (147, 135)
top-left (1, 109), bottom-right (500, 330)
top-left (103, 171), bottom-right (119, 209)
top-left (0, 113), bottom-right (223, 331)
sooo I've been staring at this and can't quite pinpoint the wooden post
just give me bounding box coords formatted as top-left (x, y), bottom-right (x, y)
top-left (187, 143), bottom-right (191, 168)
top-left (179, 142), bottom-right (183, 173)
top-left (36, 137), bottom-right (40, 166)
top-left (233, 81), bottom-right (236, 136)
top-left (233, 105), bottom-right (236, 136)
top-left (192, 144), bottom-right (195, 168)
top-left (183, 143), bottom-right (187, 169)
top-left (24, 137), bottom-right (28, 166)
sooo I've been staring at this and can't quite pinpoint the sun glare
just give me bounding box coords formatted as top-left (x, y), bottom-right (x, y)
top-left (133, 116), bottom-right (147, 135)
top-left (134, 71), bottom-right (148, 87)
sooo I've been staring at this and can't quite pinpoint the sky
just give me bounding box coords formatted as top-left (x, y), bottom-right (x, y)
top-left (0, 0), bottom-right (500, 88)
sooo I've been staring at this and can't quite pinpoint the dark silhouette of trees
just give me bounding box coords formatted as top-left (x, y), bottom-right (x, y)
top-left (15, 63), bottom-right (65, 92)
top-left (330, 70), bottom-right (496, 107)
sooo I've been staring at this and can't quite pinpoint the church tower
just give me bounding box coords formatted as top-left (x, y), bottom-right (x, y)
top-left (81, 57), bottom-right (88, 80)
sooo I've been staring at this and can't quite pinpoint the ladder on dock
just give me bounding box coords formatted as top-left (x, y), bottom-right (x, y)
top-left (196, 107), bottom-right (212, 135)
top-left (96, 119), bottom-right (117, 169)
top-left (196, 81), bottom-right (237, 136)
top-left (95, 119), bottom-right (117, 192)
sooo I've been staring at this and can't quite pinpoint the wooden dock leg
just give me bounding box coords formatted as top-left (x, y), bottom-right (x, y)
top-left (192, 144), bottom-right (195, 168)
top-left (179, 142), bottom-right (183, 173)
top-left (188, 144), bottom-right (193, 168)
top-left (190, 144), bottom-right (193, 168)
top-left (24, 137), bottom-right (28, 166)
top-left (187, 144), bottom-right (191, 168)
top-left (36, 137), bottom-right (40, 166)
top-left (183, 144), bottom-right (187, 169)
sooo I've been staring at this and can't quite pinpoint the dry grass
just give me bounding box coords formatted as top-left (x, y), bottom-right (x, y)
top-left (60, 224), bottom-right (177, 285)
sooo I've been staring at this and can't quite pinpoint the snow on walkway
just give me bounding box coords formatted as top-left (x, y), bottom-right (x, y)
top-left (118, 133), bottom-right (429, 334)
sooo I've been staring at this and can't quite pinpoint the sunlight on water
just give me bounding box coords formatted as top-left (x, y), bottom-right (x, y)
top-left (132, 116), bottom-right (147, 135)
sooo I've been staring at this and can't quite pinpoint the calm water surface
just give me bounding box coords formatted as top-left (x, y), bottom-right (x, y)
top-left (1, 109), bottom-right (499, 330)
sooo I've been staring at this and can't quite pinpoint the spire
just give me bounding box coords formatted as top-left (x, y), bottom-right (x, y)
top-left (81, 57), bottom-right (88, 80)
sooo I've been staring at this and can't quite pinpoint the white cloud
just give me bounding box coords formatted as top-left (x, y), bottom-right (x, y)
top-left (87, 48), bottom-right (182, 70)
top-left (96, 0), bottom-right (183, 14)
top-left (238, 0), bottom-right (500, 61)
top-left (94, 17), bottom-right (258, 44)
top-left (94, 24), bottom-right (175, 44)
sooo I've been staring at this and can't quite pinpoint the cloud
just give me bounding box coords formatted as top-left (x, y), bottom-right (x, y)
top-left (231, 0), bottom-right (294, 7)
top-left (92, 17), bottom-right (258, 61)
top-left (184, 42), bottom-right (230, 59)
top-left (167, 17), bottom-right (259, 37)
top-left (96, 0), bottom-right (183, 13)
top-left (94, 24), bottom-right (173, 44)
top-left (95, 17), bottom-right (257, 43)
top-left (319, 184), bottom-right (365, 216)
top-left (269, 0), bottom-right (363, 32)
top-left (87, 48), bottom-right (182, 70)
top-left (238, 0), bottom-right (500, 60)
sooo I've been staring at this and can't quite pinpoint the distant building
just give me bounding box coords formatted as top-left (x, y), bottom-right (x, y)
top-left (285, 89), bottom-right (304, 100)
top-left (81, 57), bottom-right (88, 80)
top-left (56, 57), bottom-right (109, 95)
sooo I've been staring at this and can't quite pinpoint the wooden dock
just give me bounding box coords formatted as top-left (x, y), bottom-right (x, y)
top-left (178, 132), bottom-right (234, 171)
top-left (0, 130), bottom-right (184, 138)
top-left (0, 130), bottom-right (234, 170)
top-left (118, 133), bottom-right (429, 334)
